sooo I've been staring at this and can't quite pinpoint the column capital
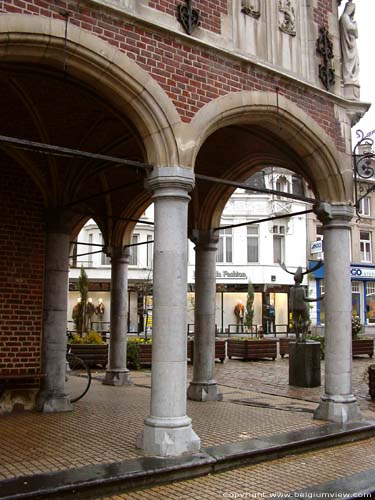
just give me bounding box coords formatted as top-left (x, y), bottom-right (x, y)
top-left (190, 229), bottom-right (219, 251)
top-left (313, 203), bottom-right (354, 227)
top-left (145, 166), bottom-right (195, 199)
top-left (108, 246), bottom-right (130, 262)
top-left (45, 208), bottom-right (72, 234)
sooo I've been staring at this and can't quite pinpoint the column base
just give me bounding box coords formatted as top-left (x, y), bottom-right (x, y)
top-left (102, 370), bottom-right (132, 386)
top-left (314, 395), bottom-right (362, 423)
top-left (187, 381), bottom-right (223, 401)
top-left (137, 416), bottom-right (201, 457)
top-left (36, 392), bottom-right (73, 413)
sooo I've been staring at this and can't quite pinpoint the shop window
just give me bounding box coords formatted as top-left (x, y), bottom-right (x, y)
top-left (217, 228), bottom-right (232, 263)
top-left (247, 225), bottom-right (259, 263)
top-left (129, 234), bottom-right (139, 266)
top-left (273, 234), bottom-right (284, 263)
top-left (360, 231), bottom-right (372, 263)
top-left (318, 280), bottom-right (325, 324)
top-left (352, 281), bottom-right (361, 318)
top-left (366, 282), bottom-right (375, 324)
top-left (359, 196), bottom-right (371, 217)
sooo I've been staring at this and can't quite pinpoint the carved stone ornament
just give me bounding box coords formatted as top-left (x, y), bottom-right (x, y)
top-left (278, 0), bottom-right (296, 36)
top-left (177, 0), bottom-right (200, 35)
top-left (241, 0), bottom-right (261, 19)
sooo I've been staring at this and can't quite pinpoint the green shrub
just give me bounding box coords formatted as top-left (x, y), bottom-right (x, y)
top-left (67, 331), bottom-right (104, 345)
top-left (126, 337), bottom-right (152, 370)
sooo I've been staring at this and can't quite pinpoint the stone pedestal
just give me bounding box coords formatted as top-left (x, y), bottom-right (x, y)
top-left (289, 341), bottom-right (321, 388)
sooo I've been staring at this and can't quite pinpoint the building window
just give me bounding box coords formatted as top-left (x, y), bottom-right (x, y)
top-left (247, 225), bottom-right (259, 262)
top-left (129, 234), bottom-right (139, 266)
top-left (87, 233), bottom-right (93, 267)
top-left (146, 234), bottom-right (153, 268)
top-left (217, 228), bottom-right (232, 263)
top-left (360, 231), bottom-right (372, 262)
top-left (359, 196), bottom-right (371, 217)
top-left (100, 234), bottom-right (110, 265)
top-left (273, 235), bottom-right (284, 263)
top-left (275, 176), bottom-right (290, 199)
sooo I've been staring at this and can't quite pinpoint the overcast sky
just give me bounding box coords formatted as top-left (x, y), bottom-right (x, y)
top-left (345, 1), bottom-right (375, 139)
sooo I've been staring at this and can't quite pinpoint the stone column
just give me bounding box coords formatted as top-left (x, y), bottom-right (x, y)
top-left (137, 166), bottom-right (200, 457)
top-left (103, 247), bottom-right (131, 386)
top-left (37, 213), bottom-right (72, 413)
top-left (187, 230), bottom-right (222, 401)
top-left (313, 203), bottom-right (361, 423)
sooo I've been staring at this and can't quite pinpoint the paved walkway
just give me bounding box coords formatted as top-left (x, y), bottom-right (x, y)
top-left (0, 356), bottom-right (375, 498)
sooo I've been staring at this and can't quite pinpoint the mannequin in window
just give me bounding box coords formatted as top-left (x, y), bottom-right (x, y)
top-left (95, 298), bottom-right (105, 331)
top-left (86, 297), bottom-right (95, 331)
top-left (234, 300), bottom-right (245, 333)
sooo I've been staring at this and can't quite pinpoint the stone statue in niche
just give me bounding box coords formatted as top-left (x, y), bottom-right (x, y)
top-left (339, 1), bottom-right (360, 92)
top-left (241, 0), bottom-right (261, 19)
top-left (278, 0), bottom-right (296, 37)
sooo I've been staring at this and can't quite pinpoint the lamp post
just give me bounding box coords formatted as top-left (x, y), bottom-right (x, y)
top-left (353, 129), bottom-right (375, 218)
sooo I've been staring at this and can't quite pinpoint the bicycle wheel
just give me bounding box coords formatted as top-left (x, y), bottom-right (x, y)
top-left (65, 353), bottom-right (92, 403)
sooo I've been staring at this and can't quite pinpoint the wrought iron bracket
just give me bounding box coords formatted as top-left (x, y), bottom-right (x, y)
top-left (353, 129), bottom-right (375, 218)
top-left (316, 26), bottom-right (335, 91)
top-left (177, 0), bottom-right (200, 35)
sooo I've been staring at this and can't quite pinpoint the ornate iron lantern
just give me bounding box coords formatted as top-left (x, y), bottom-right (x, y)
top-left (353, 129), bottom-right (375, 217)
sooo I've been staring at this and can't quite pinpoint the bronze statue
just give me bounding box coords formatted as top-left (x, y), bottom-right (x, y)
top-left (280, 261), bottom-right (324, 341)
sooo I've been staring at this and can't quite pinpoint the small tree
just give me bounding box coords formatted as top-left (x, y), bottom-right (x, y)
top-left (78, 266), bottom-right (89, 335)
top-left (244, 280), bottom-right (255, 332)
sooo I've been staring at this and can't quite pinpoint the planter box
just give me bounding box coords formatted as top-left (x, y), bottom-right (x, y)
top-left (227, 339), bottom-right (276, 361)
top-left (69, 344), bottom-right (108, 368)
top-left (138, 344), bottom-right (153, 365)
top-left (352, 338), bottom-right (374, 358)
top-left (188, 340), bottom-right (226, 363)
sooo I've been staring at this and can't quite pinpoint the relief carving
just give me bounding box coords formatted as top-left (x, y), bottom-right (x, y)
top-left (241, 0), bottom-right (261, 19)
top-left (278, 0), bottom-right (296, 36)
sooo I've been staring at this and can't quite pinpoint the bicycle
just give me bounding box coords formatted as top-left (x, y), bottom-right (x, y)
top-left (65, 349), bottom-right (92, 403)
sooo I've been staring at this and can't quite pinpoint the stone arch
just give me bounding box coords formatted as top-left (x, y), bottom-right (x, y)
top-left (0, 14), bottom-right (181, 168)
top-left (181, 91), bottom-right (351, 227)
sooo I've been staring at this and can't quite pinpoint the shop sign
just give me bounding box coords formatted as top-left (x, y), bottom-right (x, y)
top-left (311, 240), bottom-right (323, 254)
top-left (351, 267), bottom-right (375, 278)
top-left (216, 270), bottom-right (247, 279)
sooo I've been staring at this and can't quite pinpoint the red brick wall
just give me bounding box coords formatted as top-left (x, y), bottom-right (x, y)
top-left (149, 0), bottom-right (228, 34)
top-left (314, 0), bottom-right (335, 27)
top-left (0, 1), bottom-right (344, 150)
top-left (0, 163), bottom-right (45, 375)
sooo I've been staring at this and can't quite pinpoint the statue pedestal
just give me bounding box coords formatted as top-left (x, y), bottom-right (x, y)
top-left (289, 341), bottom-right (321, 388)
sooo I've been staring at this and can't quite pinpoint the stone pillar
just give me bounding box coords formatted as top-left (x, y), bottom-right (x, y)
top-left (137, 166), bottom-right (200, 457)
top-left (187, 230), bottom-right (222, 401)
top-left (103, 247), bottom-right (131, 386)
top-left (313, 203), bottom-right (361, 423)
top-left (37, 213), bottom-right (72, 413)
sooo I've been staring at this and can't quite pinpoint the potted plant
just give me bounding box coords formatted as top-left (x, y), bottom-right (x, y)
top-left (352, 316), bottom-right (374, 358)
top-left (68, 331), bottom-right (108, 368)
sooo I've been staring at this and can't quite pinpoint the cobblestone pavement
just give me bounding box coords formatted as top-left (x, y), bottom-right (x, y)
top-left (0, 355), bottom-right (374, 486)
top-left (100, 436), bottom-right (375, 499)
